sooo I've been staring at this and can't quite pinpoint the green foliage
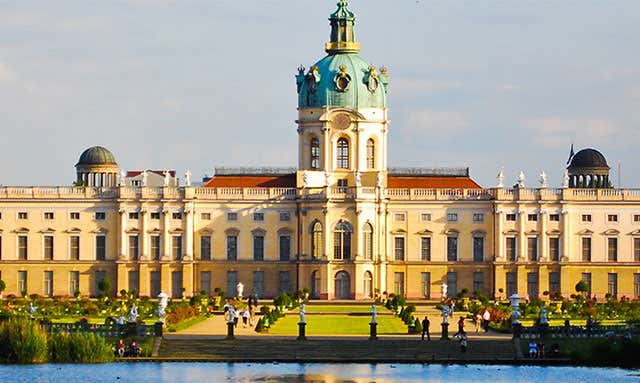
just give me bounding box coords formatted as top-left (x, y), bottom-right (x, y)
top-left (575, 280), bottom-right (589, 294)
top-left (0, 318), bottom-right (48, 364)
top-left (414, 317), bottom-right (423, 333)
top-left (97, 277), bottom-right (113, 298)
top-left (48, 332), bottom-right (114, 363)
top-left (564, 338), bottom-right (640, 367)
top-left (0, 279), bottom-right (6, 293)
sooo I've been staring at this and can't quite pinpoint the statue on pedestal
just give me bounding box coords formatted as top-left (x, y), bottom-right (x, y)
top-left (441, 304), bottom-right (450, 324)
top-left (157, 292), bottom-right (169, 323)
top-left (562, 170), bottom-right (570, 188)
top-left (540, 306), bottom-right (549, 325)
top-left (539, 171), bottom-right (548, 188)
top-left (163, 170), bottom-right (170, 187)
top-left (441, 282), bottom-right (448, 300)
top-left (128, 304), bottom-right (138, 323)
top-left (497, 167), bottom-right (504, 188)
top-left (517, 171), bottom-right (526, 188)
top-left (185, 170), bottom-right (192, 187)
top-left (299, 304), bottom-right (306, 324)
top-left (371, 304), bottom-right (377, 324)
top-left (236, 282), bottom-right (244, 299)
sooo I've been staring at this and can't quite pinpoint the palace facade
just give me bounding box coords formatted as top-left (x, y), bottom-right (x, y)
top-left (1, 1), bottom-right (640, 301)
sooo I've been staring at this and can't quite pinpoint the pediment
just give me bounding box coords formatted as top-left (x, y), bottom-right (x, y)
top-left (125, 227), bottom-right (140, 234)
top-left (390, 228), bottom-right (407, 235)
top-left (199, 228), bottom-right (214, 235)
top-left (444, 228), bottom-right (459, 236)
top-left (629, 230), bottom-right (640, 236)
top-left (13, 227), bottom-right (30, 233)
top-left (503, 229), bottom-right (518, 235)
top-left (576, 229), bottom-right (594, 235)
top-left (225, 227), bottom-right (240, 236)
top-left (65, 227), bottom-right (82, 233)
top-left (602, 229), bottom-right (620, 236)
top-left (39, 227), bottom-right (56, 233)
top-left (90, 228), bottom-right (108, 234)
top-left (416, 229), bottom-right (433, 236)
top-left (546, 229), bottom-right (562, 236)
top-left (278, 227), bottom-right (294, 235)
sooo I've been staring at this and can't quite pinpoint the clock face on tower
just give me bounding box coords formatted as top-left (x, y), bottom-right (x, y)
top-left (333, 113), bottom-right (351, 130)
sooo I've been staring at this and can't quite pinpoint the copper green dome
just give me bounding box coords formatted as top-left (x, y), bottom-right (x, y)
top-left (76, 146), bottom-right (117, 166)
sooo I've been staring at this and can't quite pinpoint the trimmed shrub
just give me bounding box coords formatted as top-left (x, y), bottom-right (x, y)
top-left (0, 318), bottom-right (48, 364)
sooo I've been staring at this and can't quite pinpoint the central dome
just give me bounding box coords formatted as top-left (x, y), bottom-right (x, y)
top-left (76, 146), bottom-right (117, 166)
top-left (568, 148), bottom-right (609, 169)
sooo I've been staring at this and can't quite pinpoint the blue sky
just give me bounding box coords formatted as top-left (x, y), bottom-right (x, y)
top-left (1, 0), bottom-right (639, 188)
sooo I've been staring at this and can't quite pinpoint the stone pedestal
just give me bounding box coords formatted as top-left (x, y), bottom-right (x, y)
top-left (297, 322), bottom-right (307, 341)
top-left (369, 322), bottom-right (378, 340)
top-left (226, 322), bottom-right (235, 340)
top-left (512, 323), bottom-right (522, 339)
top-left (441, 323), bottom-right (449, 340)
top-left (154, 321), bottom-right (163, 337)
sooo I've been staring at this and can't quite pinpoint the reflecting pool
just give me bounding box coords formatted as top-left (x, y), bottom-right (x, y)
top-left (0, 363), bottom-right (637, 383)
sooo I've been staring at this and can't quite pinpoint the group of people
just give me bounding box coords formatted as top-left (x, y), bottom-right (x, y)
top-left (115, 339), bottom-right (140, 357)
top-left (419, 307), bottom-right (492, 353)
top-left (223, 297), bottom-right (255, 328)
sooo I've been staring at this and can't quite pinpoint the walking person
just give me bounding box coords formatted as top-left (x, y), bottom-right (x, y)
top-left (242, 309), bottom-right (250, 328)
top-left (454, 316), bottom-right (465, 337)
top-left (475, 312), bottom-right (482, 333)
top-left (421, 316), bottom-right (431, 341)
top-left (482, 308), bottom-right (491, 332)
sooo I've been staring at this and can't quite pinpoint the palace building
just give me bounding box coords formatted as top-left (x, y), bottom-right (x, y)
top-left (1, 1), bottom-right (640, 301)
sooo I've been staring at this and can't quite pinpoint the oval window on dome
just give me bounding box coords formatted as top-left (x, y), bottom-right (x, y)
top-left (335, 74), bottom-right (351, 92)
top-left (367, 76), bottom-right (378, 92)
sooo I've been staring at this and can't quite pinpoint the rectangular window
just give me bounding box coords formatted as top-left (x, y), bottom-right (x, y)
top-left (94, 271), bottom-right (106, 297)
top-left (473, 272), bottom-right (484, 294)
top-left (446, 213), bottom-right (458, 222)
top-left (172, 212), bottom-right (182, 220)
top-left (549, 214), bottom-right (560, 222)
top-left (128, 271), bottom-right (139, 294)
top-left (421, 272), bottom-right (431, 299)
top-left (608, 273), bottom-right (618, 298)
top-left (279, 235), bottom-right (291, 261)
top-left (506, 272), bottom-right (516, 297)
top-left (363, 230), bottom-right (373, 260)
top-left (581, 273), bottom-right (592, 296)
top-left (506, 214), bottom-right (516, 221)
top-left (150, 271), bottom-right (161, 297)
top-left (44, 212), bottom-right (54, 220)
top-left (18, 271), bottom-right (27, 296)
top-left (279, 212), bottom-right (291, 222)
top-left (527, 272), bottom-right (539, 299)
top-left (150, 235), bottom-right (161, 260)
top-left (18, 212), bottom-right (28, 220)
top-left (549, 238), bottom-right (560, 262)
top-left (527, 237), bottom-right (538, 261)
top-left (200, 213), bottom-right (211, 220)
top-left (394, 213), bottom-right (406, 222)
top-left (634, 214), bottom-right (640, 223)
top-left (447, 236), bottom-right (458, 261)
top-left (607, 214), bottom-right (619, 223)
top-left (128, 235), bottom-right (139, 260)
top-left (171, 271), bottom-right (183, 298)
top-left (200, 236), bottom-right (211, 261)
top-left (421, 213), bottom-right (432, 222)
top-left (394, 237), bottom-right (405, 261)
top-left (96, 235), bottom-right (106, 261)
top-left (506, 237), bottom-right (517, 262)
top-left (337, 179), bottom-right (348, 192)
top-left (608, 237), bottom-right (618, 262)
top-left (253, 235), bottom-right (264, 261)
top-left (70, 212), bottom-right (80, 220)
top-left (69, 236), bottom-right (80, 260)
top-left (253, 271), bottom-right (265, 298)
top-left (150, 212), bottom-right (160, 220)
top-left (446, 272), bottom-right (457, 297)
top-left (394, 272), bottom-right (405, 296)
top-left (226, 236), bottom-right (238, 261)
top-left (227, 212), bottom-right (238, 221)
top-left (279, 271), bottom-right (291, 293)
top-left (635, 274), bottom-right (640, 299)
top-left (581, 214), bottom-right (592, 222)
top-left (421, 237), bottom-right (431, 261)
top-left (43, 235), bottom-right (54, 260)
top-left (253, 212), bottom-right (264, 222)
top-left (473, 237), bottom-right (484, 262)
top-left (473, 213), bottom-right (484, 222)
top-left (18, 235), bottom-right (28, 260)
top-left (527, 214), bottom-right (538, 222)
top-left (582, 237), bottom-right (592, 261)
top-left (69, 271), bottom-right (79, 296)
top-left (549, 272), bottom-right (560, 295)
top-left (128, 212), bottom-right (139, 220)
top-left (635, 238), bottom-right (640, 262)
top-left (94, 212), bottom-right (106, 221)
top-left (44, 271), bottom-right (53, 296)
top-left (200, 271), bottom-right (211, 296)
top-left (172, 235), bottom-right (183, 260)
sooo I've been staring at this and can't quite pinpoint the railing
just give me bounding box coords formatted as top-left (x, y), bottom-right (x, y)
top-left (386, 188), bottom-right (494, 201)
top-left (193, 187), bottom-right (297, 201)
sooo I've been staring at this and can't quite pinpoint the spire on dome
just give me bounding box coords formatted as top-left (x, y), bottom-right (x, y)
top-left (325, 1), bottom-right (361, 55)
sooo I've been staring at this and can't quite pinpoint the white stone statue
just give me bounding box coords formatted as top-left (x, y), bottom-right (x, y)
top-left (371, 304), bottom-right (377, 324)
top-left (376, 172), bottom-right (384, 188)
top-left (355, 171), bottom-right (362, 187)
top-left (497, 167), bottom-right (504, 188)
top-left (128, 304), bottom-right (138, 323)
top-left (163, 170), bottom-right (170, 187)
top-left (441, 303), bottom-right (450, 324)
top-left (28, 302), bottom-right (37, 319)
top-left (299, 303), bottom-right (306, 324)
top-left (540, 306), bottom-right (549, 325)
top-left (227, 305), bottom-right (236, 324)
top-left (539, 171), bottom-right (548, 188)
top-left (441, 282), bottom-right (448, 300)
top-left (303, 171), bottom-right (309, 188)
top-left (157, 292), bottom-right (169, 322)
top-left (236, 282), bottom-right (244, 298)
top-left (517, 171), bottom-right (526, 188)
top-left (142, 170), bottom-right (148, 187)
top-left (562, 170), bottom-right (570, 188)
top-left (119, 170), bottom-right (126, 186)
top-left (185, 170), bottom-right (192, 187)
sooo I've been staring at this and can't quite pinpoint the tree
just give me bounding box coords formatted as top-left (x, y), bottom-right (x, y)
top-left (0, 279), bottom-right (5, 293)
top-left (575, 280), bottom-right (589, 297)
top-left (98, 277), bottom-right (113, 298)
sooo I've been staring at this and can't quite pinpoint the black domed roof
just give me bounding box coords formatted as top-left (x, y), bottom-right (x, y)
top-left (568, 148), bottom-right (609, 169)
top-left (76, 146), bottom-right (117, 166)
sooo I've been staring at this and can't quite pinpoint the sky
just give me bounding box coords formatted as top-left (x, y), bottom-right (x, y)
top-left (0, 0), bottom-right (639, 188)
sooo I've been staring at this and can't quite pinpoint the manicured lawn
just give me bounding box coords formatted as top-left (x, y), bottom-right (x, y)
top-left (303, 305), bottom-right (373, 314)
top-left (267, 314), bottom-right (408, 335)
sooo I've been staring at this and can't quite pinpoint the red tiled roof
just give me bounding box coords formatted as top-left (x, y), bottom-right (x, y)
top-left (204, 175), bottom-right (296, 188)
top-left (127, 170), bottom-right (176, 177)
top-left (387, 176), bottom-right (482, 189)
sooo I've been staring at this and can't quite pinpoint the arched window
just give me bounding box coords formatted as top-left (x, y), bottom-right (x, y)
top-left (336, 138), bottom-right (349, 169)
top-left (311, 221), bottom-right (323, 259)
top-left (366, 138), bottom-right (375, 169)
top-left (334, 221), bottom-right (352, 260)
top-left (363, 223), bottom-right (373, 260)
top-left (310, 270), bottom-right (321, 299)
top-left (310, 137), bottom-right (320, 169)
top-left (363, 271), bottom-right (373, 299)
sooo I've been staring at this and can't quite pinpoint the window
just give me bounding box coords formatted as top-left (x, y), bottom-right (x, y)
top-left (473, 237), bottom-right (484, 262)
top-left (635, 274), bottom-right (640, 299)
top-left (43, 235), bottom-right (54, 260)
top-left (172, 236), bottom-right (183, 260)
top-left (608, 237), bottom-right (618, 262)
top-left (44, 271), bottom-right (53, 296)
top-left (94, 212), bottom-right (106, 220)
top-left (201, 213), bottom-right (211, 220)
top-left (336, 178), bottom-right (348, 192)
top-left (200, 236), bottom-right (211, 261)
top-left (506, 214), bottom-right (516, 221)
top-left (129, 271), bottom-right (139, 294)
top-left (549, 272), bottom-right (560, 295)
top-left (446, 213), bottom-right (458, 222)
top-left (506, 272), bottom-right (516, 297)
top-left (253, 234), bottom-right (264, 261)
top-left (94, 271), bottom-right (106, 297)
top-left (311, 222), bottom-right (323, 259)
top-left (172, 271), bottom-right (183, 298)
top-left (150, 212), bottom-right (160, 220)
top-left (549, 238), bottom-right (560, 262)
top-left (253, 212), bottom-right (264, 222)
top-left (394, 213), bottom-right (406, 222)
top-left (151, 235), bottom-right (161, 260)
top-left (634, 214), bottom-right (640, 223)
top-left (336, 138), bottom-right (349, 169)
top-left (128, 235), bottom-right (139, 260)
top-left (44, 212), bottom-right (54, 220)
top-left (95, 235), bottom-right (106, 261)
top-left (607, 214), bottom-right (618, 223)
top-left (128, 212), bottom-right (139, 220)
top-left (333, 221), bottom-right (352, 260)
top-left (70, 212), bottom-right (80, 220)
top-left (18, 212), bottom-right (28, 220)
top-left (280, 235), bottom-right (291, 261)
top-left (279, 271), bottom-right (291, 293)
top-left (150, 271), bottom-right (161, 297)
top-left (473, 213), bottom-right (484, 222)
top-left (18, 271), bottom-right (27, 296)
top-left (363, 271), bottom-right (373, 298)
top-left (421, 213), bottom-right (432, 222)
top-left (608, 273), bottom-right (618, 298)
top-left (172, 212), bottom-right (182, 220)
top-left (549, 214), bottom-right (560, 222)
top-left (506, 237), bottom-right (517, 262)
top-left (366, 138), bottom-right (375, 169)
top-left (70, 236), bottom-right (80, 260)
top-left (394, 272), bottom-right (405, 296)
top-left (226, 236), bottom-right (238, 260)
top-left (527, 237), bottom-right (538, 261)
top-left (582, 273), bottom-right (592, 296)
top-left (363, 223), bottom-right (373, 260)
top-left (527, 214), bottom-right (538, 222)
top-left (227, 212), bottom-right (238, 221)
top-left (473, 272), bottom-right (484, 294)
top-left (635, 238), bottom-right (640, 262)
top-left (446, 272), bottom-right (457, 297)
top-left (421, 272), bottom-right (431, 299)
top-left (69, 271), bottom-right (79, 296)
top-left (253, 271), bottom-right (265, 298)
top-left (310, 137), bottom-right (320, 169)
top-left (527, 272), bottom-right (539, 299)
top-left (421, 237), bottom-right (431, 261)
top-left (447, 236), bottom-right (458, 261)
top-left (279, 212), bottom-right (291, 222)
top-left (582, 237), bottom-right (592, 261)
top-left (581, 214), bottom-right (592, 223)
top-left (394, 237), bottom-right (405, 261)
top-left (18, 235), bottom-right (28, 260)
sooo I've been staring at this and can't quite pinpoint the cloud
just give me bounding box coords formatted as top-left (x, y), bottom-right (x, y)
top-left (392, 77), bottom-right (461, 96)
top-left (406, 109), bottom-right (469, 137)
top-left (523, 117), bottom-right (619, 149)
top-left (0, 62), bottom-right (16, 82)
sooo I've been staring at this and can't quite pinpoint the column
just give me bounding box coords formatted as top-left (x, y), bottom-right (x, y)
top-left (495, 208), bottom-right (503, 260)
top-left (138, 263), bottom-right (150, 297)
top-left (161, 263), bottom-right (171, 296)
top-left (162, 208), bottom-right (170, 260)
top-left (517, 209), bottom-right (526, 261)
top-left (182, 263), bottom-right (194, 298)
top-left (140, 208), bottom-right (148, 260)
top-left (562, 209), bottom-right (570, 261)
top-left (184, 208), bottom-right (194, 261)
top-left (539, 209), bottom-right (548, 261)
top-left (354, 209), bottom-right (361, 259)
top-left (119, 209), bottom-right (127, 259)
top-left (117, 263), bottom-right (128, 293)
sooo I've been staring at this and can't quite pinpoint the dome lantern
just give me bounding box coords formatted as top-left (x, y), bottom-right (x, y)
top-left (567, 147), bottom-right (611, 189)
top-left (75, 146), bottom-right (119, 187)
top-left (326, 1), bottom-right (361, 55)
